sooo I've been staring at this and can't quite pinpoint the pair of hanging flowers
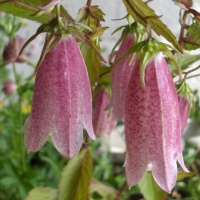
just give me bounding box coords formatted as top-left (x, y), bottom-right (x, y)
top-left (23, 1), bottom-right (189, 194)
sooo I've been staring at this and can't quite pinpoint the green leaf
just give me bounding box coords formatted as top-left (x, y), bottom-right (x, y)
top-left (138, 172), bottom-right (168, 200)
top-left (0, 1), bottom-right (74, 23)
top-left (169, 54), bottom-right (200, 75)
top-left (177, 54), bottom-right (200, 70)
top-left (89, 178), bottom-right (117, 200)
top-left (0, 0), bottom-right (53, 23)
top-left (177, 170), bottom-right (196, 182)
top-left (122, 0), bottom-right (182, 52)
top-left (80, 43), bottom-right (101, 86)
top-left (25, 187), bottom-right (58, 200)
top-left (98, 66), bottom-right (111, 85)
top-left (113, 40), bottom-right (146, 68)
top-left (184, 20), bottom-right (200, 50)
top-left (58, 148), bottom-right (93, 200)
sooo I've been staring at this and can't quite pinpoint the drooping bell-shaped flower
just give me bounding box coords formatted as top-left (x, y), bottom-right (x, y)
top-left (24, 35), bottom-right (95, 159)
top-left (93, 89), bottom-right (116, 137)
top-left (178, 95), bottom-right (189, 133)
top-left (111, 34), bottom-right (135, 121)
top-left (124, 52), bottom-right (189, 193)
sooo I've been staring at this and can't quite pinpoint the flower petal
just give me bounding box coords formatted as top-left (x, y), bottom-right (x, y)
top-left (93, 89), bottom-right (116, 136)
top-left (124, 60), bottom-right (149, 187)
top-left (111, 34), bottom-right (135, 121)
top-left (178, 96), bottom-right (189, 133)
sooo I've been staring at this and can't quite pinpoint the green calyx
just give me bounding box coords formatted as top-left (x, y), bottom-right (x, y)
top-left (110, 22), bottom-right (147, 59)
top-left (176, 81), bottom-right (194, 111)
top-left (140, 39), bottom-right (182, 89)
top-left (75, 5), bottom-right (107, 48)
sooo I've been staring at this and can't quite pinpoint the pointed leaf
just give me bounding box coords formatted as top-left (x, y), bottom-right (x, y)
top-left (177, 170), bottom-right (196, 181)
top-left (177, 54), bottom-right (200, 70)
top-left (138, 172), bottom-right (168, 200)
top-left (89, 178), bottom-right (117, 199)
top-left (0, 0), bottom-right (53, 23)
top-left (0, 0), bottom-right (73, 23)
top-left (58, 149), bottom-right (92, 200)
top-left (122, 0), bottom-right (182, 52)
top-left (80, 43), bottom-right (101, 86)
top-left (184, 20), bottom-right (200, 50)
top-left (25, 187), bottom-right (57, 200)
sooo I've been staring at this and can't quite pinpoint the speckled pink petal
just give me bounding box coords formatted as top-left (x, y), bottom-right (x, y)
top-left (124, 53), bottom-right (188, 193)
top-left (124, 59), bottom-right (149, 187)
top-left (93, 89), bottom-right (117, 137)
top-left (24, 35), bottom-right (95, 158)
top-left (178, 96), bottom-right (189, 133)
top-left (111, 34), bottom-right (135, 121)
top-left (39, 0), bottom-right (60, 10)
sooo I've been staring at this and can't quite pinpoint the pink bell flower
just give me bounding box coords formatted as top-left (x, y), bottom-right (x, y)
top-left (93, 89), bottom-right (116, 137)
top-left (124, 52), bottom-right (189, 193)
top-left (111, 34), bottom-right (135, 121)
top-left (24, 35), bottom-right (95, 159)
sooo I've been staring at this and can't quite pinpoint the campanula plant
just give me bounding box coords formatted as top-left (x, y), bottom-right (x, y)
top-left (1, 0), bottom-right (200, 199)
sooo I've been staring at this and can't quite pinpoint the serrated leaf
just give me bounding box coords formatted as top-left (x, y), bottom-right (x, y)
top-left (122, 0), bottom-right (182, 52)
top-left (177, 170), bottom-right (196, 181)
top-left (0, 0), bottom-right (53, 23)
top-left (177, 54), bottom-right (200, 70)
top-left (80, 43), bottom-right (101, 86)
top-left (138, 172), bottom-right (168, 200)
top-left (0, 1), bottom-right (73, 23)
top-left (184, 20), bottom-right (200, 50)
top-left (58, 148), bottom-right (92, 200)
top-left (25, 187), bottom-right (58, 200)
top-left (89, 178), bottom-right (117, 200)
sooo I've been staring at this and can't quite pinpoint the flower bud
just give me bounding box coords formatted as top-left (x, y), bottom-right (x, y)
top-left (124, 53), bottom-right (188, 193)
top-left (3, 37), bottom-right (21, 65)
top-left (3, 81), bottom-right (16, 94)
top-left (24, 35), bottom-right (95, 159)
top-left (93, 89), bottom-right (116, 137)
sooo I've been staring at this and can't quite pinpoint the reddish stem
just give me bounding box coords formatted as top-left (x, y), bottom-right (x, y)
top-left (87, 0), bottom-right (92, 6)
top-left (186, 73), bottom-right (200, 79)
top-left (178, 10), bottom-right (189, 45)
top-left (115, 181), bottom-right (127, 200)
